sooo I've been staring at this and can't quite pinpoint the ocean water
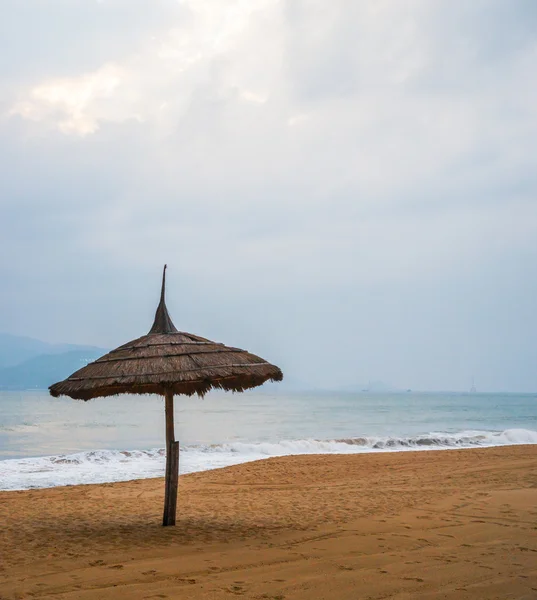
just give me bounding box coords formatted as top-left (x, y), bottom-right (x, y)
top-left (0, 390), bottom-right (536, 491)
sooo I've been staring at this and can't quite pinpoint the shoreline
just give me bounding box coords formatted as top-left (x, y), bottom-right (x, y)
top-left (2, 429), bottom-right (536, 492)
top-left (1, 445), bottom-right (536, 599)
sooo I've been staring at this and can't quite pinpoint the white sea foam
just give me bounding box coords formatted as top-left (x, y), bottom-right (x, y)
top-left (1, 428), bottom-right (536, 491)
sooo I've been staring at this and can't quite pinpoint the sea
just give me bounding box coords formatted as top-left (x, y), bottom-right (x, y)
top-left (1, 390), bottom-right (536, 491)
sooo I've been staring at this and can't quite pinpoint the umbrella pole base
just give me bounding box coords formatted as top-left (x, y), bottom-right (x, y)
top-left (163, 440), bottom-right (179, 526)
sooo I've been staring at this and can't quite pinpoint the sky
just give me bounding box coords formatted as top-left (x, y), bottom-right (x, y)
top-left (1, 0), bottom-right (536, 392)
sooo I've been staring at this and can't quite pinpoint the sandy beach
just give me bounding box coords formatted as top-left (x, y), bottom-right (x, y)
top-left (1, 446), bottom-right (536, 599)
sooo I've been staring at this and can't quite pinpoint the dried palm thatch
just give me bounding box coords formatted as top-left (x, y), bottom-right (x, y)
top-left (49, 265), bottom-right (283, 526)
top-left (48, 331), bottom-right (282, 400)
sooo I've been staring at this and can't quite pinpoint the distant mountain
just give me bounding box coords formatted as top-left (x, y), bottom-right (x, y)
top-left (0, 333), bottom-right (106, 368)
top-left (0, 333), bottom-right (108, 390)
top-left (0, 350), bottom-right (105, 390)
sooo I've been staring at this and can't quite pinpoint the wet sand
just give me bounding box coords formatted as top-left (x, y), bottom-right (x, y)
top-left (1, 446), bottom-right (536, 599)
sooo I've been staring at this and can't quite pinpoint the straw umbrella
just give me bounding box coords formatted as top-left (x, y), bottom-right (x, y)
top-left (49, 266), bottom-right (283, 526)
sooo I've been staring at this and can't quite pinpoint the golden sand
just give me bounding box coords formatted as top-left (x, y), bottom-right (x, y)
top-left (1, 446), bottom-right (536, 599)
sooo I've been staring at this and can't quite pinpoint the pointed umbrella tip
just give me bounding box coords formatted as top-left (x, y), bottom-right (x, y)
top-left (160, 265), bottom-right (168, 301)
top-left (149, 265), bottom-right (178, 334)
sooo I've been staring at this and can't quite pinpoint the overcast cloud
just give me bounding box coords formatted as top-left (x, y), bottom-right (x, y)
top-left (1, 0), bottom-right (536, 392)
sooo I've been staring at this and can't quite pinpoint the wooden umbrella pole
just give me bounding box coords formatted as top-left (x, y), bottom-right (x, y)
top-left (163, 388), bottom-right (179, 526)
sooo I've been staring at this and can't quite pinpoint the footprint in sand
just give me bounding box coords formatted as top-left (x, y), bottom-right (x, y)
top-left (229, 584), bottom-right (245, 595)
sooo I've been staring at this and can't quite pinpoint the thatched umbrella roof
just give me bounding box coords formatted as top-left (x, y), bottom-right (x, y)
top-left (49, 266), bottom-right (283, 401)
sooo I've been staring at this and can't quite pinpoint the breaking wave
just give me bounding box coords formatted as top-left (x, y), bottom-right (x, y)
top-left (1, 428), bottom-right (536, 491)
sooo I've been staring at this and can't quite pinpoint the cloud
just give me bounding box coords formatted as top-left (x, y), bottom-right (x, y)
top-left (6, 0), bottom-right (282, 135)
top-left (10, 64), bottom-right (127, 135)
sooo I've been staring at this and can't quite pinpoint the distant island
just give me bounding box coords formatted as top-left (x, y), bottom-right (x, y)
top-left (0, 333), bottom-right (107, 391)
